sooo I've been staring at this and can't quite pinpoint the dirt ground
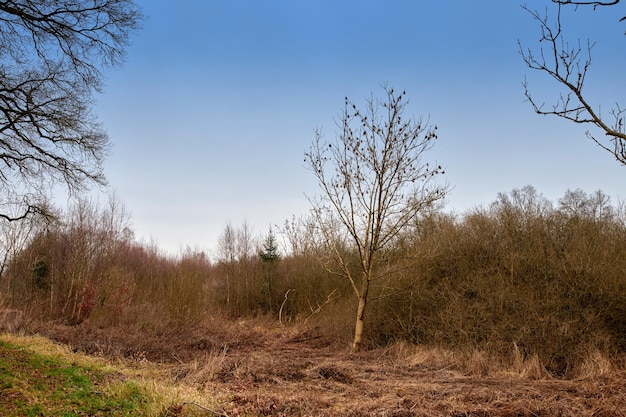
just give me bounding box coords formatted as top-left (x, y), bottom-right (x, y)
top-left (23, 319), bottom-right (626, 416)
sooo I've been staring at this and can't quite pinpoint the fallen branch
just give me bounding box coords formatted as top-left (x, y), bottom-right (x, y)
top-left (287, 335), bottom-right (322, 343)
top-left (181, 402), bottom-right (229, 417)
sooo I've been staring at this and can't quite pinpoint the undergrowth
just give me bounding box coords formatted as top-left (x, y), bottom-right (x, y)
top-left (2, 186), bottom-right (626, 377)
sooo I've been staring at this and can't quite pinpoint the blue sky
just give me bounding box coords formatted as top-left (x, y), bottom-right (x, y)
top-left (94, 0), bottom-right (626, 255)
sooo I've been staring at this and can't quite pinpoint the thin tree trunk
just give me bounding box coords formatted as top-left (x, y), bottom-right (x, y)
top-left (352, 295), bottom-right (367, 351)
top-left (352, 276), bottom-right (370, 352)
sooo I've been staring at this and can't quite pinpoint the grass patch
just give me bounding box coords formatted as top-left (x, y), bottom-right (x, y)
top-left (0, 333), bottom-right (226, 417)
top-left (0, 337), bottom-right (152, 416)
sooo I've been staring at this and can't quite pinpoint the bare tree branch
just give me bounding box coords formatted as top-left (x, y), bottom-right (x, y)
top-left (519, 2), bottom-right (626, 164)
top-left (0, 203), bottom-right (42, 222)
top-left (0, 1), bottom-right (143, 219)
top-left (552, 0), bottom-right (619, 8)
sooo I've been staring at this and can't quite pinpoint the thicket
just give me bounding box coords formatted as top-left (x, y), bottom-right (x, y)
top-left (1, 186), bottom-right (626, 376)
top-left (367, 186), bottom-right (626, 375)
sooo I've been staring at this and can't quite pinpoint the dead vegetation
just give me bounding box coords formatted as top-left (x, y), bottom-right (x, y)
top-left (2, 315), bottom-right (623, 417)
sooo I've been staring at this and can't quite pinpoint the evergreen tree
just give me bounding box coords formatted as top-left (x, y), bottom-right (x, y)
top-left (259, 228), bottom-right (280, 311)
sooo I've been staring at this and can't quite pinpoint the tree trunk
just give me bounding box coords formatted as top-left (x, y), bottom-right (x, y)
top-left (352, 276), bottom-right (370, 352)
top-left (352, 294), bottom-right (367, 352)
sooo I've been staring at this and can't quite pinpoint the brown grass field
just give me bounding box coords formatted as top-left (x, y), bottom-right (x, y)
top-left (13, 317), bottom-right (624, 417)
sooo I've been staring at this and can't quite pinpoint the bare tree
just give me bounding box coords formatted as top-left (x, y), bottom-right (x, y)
top-left (0, 191), bottom-right (53, 279)
top-left (216, 221), bottom-right (256, 311)
top-left (558, 188), bottom-right (615, 220)
top-left (0, 1), bottom-right (143, 219)
top-left (519, 1), bottom-right (626, 164)
top-left (217, 222), bottom-right (237, 307)
top-left (305, 87), bottom-right (448, 351)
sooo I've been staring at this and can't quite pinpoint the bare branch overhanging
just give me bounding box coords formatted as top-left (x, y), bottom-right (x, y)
top-left (0, 1), bottom-right (143, 221)
top-left (519, 1), bottom-right (626, 164)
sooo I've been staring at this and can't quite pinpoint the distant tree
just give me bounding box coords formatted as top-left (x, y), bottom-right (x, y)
top-left (217, 222), bottom-right (237, 307)
top-left (492, 185), bottom-right (552, 221)
top-left (259, 227), bottom-right (281, 311)
top-left (0, 193), bottom-right (54, 279)
top-left (217, 221), bottom-right (256, 312)
top-left (0, 1), bottom-right (143, 220)
top-left (519, 0), bottom-right (626, 164)
top-left (236, 220), bottom-right (255, 310)
top-left (259, 227), bottom-right (281, 263)
top-left (558, 188), bottom-right (614, 220)
top-left (305, 87), bottom-right (448, 351)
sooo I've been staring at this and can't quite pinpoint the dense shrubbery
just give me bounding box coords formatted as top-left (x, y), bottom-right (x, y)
top-left (2, 186), bottom-right (626, 375)
top-left (364, 186), bottom-right (626, 374)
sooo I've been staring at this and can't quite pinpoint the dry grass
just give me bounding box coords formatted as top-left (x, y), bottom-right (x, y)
top-left (6, 316), bottom-right (624, 417)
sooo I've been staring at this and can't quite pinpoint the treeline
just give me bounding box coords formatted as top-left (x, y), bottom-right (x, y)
top-left (2, 186), bottom-right (626, 375)
top-left (0, 196), bottom-right (339, 328)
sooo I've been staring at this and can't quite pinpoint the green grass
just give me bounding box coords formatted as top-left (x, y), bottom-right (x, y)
top-left (0, 339), bottom-right (151, 416)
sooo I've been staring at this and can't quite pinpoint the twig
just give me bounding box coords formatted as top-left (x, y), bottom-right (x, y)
top-left (298, 289), bottom-right (339, 331)
top-left (181, 402), bottom-right (229, 417)
top-left (287, 335), bottom-right (322, 343)
top-left (434, 364), bottom-right (455, 373)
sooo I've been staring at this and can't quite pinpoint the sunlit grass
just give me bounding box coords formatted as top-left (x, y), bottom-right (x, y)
top-left (0, 333), bottom-right (221, 417)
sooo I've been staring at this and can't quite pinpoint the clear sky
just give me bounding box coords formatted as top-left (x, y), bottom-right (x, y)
top-left (93, 0), bottom-right (626, 256)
